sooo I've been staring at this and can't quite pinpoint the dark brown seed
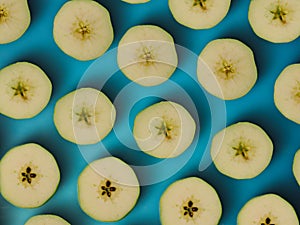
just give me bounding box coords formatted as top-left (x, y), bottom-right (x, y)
top-left (21, 172), bottom-right (26, 176)
top-left (110, 187), bottom-right (116, 192)
top-left (101, 186), bottom-right (106, 190)
top-left (26, 167), bottom-right (31, 173)
top-left (22, 178), bottom-right (26, 182)
top-left (192, 207), bottom-right (198, 212)
top-left (107, 192), bottom-right (111, 197)
top-left (27, 178), bottom-right (32, 184)
top-left (106, 180), bottom-right (111, 187)
top-left (183, 206), bottom-right (188, 210)
top-left (188, 200), bottom-right (193, 207)
top-left (30, 173), bottom-right (36, 178)
top-left (266, 218), bottom-right (271, 224)
top-left (189, 211), bottom-right (193, 217)
top-left (184, 211), bottom-right (188, 216)
top-left (102, 191), bottom-right (106, 195)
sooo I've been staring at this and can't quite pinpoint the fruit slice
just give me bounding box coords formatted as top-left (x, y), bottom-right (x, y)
top-left (133, 101), bottom-right (196, 158)
top-left (0, 143), bottom-right (60, 208)
top-left (237, 194), bottom-right (299, 225)
top-left (168, 0), bottom-right (231, 29)
top-left (211, 122), bottom-right (273, 179)
top-left (248, 0), bottom-right (300, 43)
top-left (160, 177), bottom-right (222, 225)
top-left (293, 149), bottom-right (300, 185)
top-left (122, 0), bottom-right (150, 4)
top-left (53, 0), bottom-right (114, 61)
top-left (117, 25), bottom-right (178, 86)
top-left (274, 64), bottom-right (300, 124)
top-left (0, 0), bottom-right (30, 44)
top-left (78, 157), bottom-right (140, 222)
top-left (53, 88), bottom-right (116, 145)
top-left (0, 62), bottom-right (52, 119)
top-left (24, 214), bottom-right (70, 225)
top-left (197, 38), bottom-right (257, 100)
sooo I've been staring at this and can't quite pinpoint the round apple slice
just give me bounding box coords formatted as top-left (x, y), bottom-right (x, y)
top-left (160, 177), bottom-right (222, 225)
top-left (133, 101), bottom-right (196, 158)
top-left (24, 214), bottom-right (70, 225)
top-left (211, 122), bottom-right (273, 179)
top-left (53, 0), bottom-right (114, 61)
top-left (53, 88), bottom-right (116, 145)
top-left (197, 38), bottom-right (257, 100)
top-left (168, 0), bottom-right (231, 29)
top-left (122, 0), bottom-right (150, 4)
top-left (237, 194), bottom-right (299, 225)
top-left (0, 143), bottom-right (60, 208)
top-left (248, 0), bottom-right (300, 43)
top-left (78, 157), bottom-right (140, 222)
top-left (0, 62), bottom-right (52, 119)
top-left (0, 0), bottom-right (30, 44)
top-left (293, 149), bottom-right (300, 185)
top-left (117, 25), bottom-right (178, 86)
top-left (274, 64), bottom-right (300, 124)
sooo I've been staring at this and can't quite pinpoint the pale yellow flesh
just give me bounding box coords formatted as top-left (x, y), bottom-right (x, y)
top-left (54, 87), bottom-right (116, 145)
top-left (0, 0), bottom-right (30, 44)
top-left (197, 38), bottom-right (257, 100)
top-left (237, 194), bottom-right (299, 225)
top-left (0, 62), bottom-right (52, 119)
top-left (293, 149), bottom-right (300, 185)
top-left (133, 101), bottom-right (196, 158)
top-left (122, 0), bottom-right (150, 4)
top-left (53, 0), bottom-right (113, 61)
top-left (160, 177), bottom-right (222, 225)
top-left (24, 214), bottom-right (70, 225)
top-left (168, 0), bottom-right (231, 29)
top-left (248, 0), bottom-right (300, 43)
top-left (274, 64), bottom-right (300, 124)
top-left (211, 122), bottom-right (273, 179)
top-left (117, 25), bottom-right (178, 86)
top-left (0, 143), bottom-right (60, 208)
top-left (78, 157), bottom-right (140, 222)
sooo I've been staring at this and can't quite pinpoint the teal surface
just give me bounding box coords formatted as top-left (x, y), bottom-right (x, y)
top-left (1, 0), bottom-right (300, 224)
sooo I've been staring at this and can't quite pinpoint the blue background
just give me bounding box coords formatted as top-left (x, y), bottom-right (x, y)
top-left (1, 0), bottom-right (300, 224)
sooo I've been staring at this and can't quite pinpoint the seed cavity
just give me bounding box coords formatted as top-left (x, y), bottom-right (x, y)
top-left (140, 46), bottom-right (154, 65)
top-left (0, 6), bottom-right (8, 22)
top-left (292, 81), bottom-right (300, 103)
top-left (155, 120), bottom-right (173, 139)
top-left (193, 0), bottom-right (207, 10)
top-left (75, 21), bottom-right (91, 40)
top-left (183, 200), bottom-right (199, 218)
top-left (21, 166), bottom-right (37, 184)
top-left (17, 163), bottom-right (41, 188)
top-left (75, 107), bottom-right (93, 125)
top-left (218, 59), bottom-right (235, 79)
top-left (270, 3), bottom-right (288, 24)
top-left (11, 81), bottom-right (29, 100)
top-left (232, 142), bottom-right (250, 160)
top-left (260, 214), bottom-right (276, 225)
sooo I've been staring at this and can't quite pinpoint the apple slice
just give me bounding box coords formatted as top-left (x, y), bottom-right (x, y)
top-left (237, 194), bottom-right (299, 225)
top-left (168, 0), bottom-right (231, 29)
top-left (122, 0), bottom-right (150, 4)
top-left (197, 38), bottom-right (257, 100)
top-left (117, 25), bottom-right (178, 86)
top-left (0, 0), bottom-right (30, 44)
top-left (0, 62), bottom-right (52, 119)
top-left (53, 0), bottom-right (114, 61)
top-left (274, 64), bottom-right (300, 124)
top-left (293, 149), bottom-right (300, 185)
top-left (0, 143), bottom-right (60, 208)
top-left (53, 88), bottom-right (116, 145)
top-left (211, 122), bottom-right (273, 179)
top-left (24, 214), bottom-right (70, 225)
top-left (248, 0), bottom-right (300, 43)
top-left (160, 177), bottom-right (222, 225)
top-left (78, 157), bottom-right (140, 222)
top-left (133, 101), bottom-right (196, 158)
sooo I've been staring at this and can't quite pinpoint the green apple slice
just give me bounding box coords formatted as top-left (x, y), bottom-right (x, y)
top-left (274, 64), bottom-right (300, 124)
top-left (24, 214), bottom-right (70, 225)
top-left (237, 194), bottom-right (299, 225)
top-left (197, 38), bottom-right (257, 100)
top-left (117, 25), bottom-right (178, 86)
top-left (160, 177), bottom-right (222, 225)
top-left (133, 101), bottom-right (196, 158)
top-left (0, 62), bottom-right (52, 119)
top-left (53, 0), bottom-right (114, 61)
top-left (211, 122), bottom-right (273, 179)
top-left (0, 143), bottom-right (60, 208)
top-left (122, 0), bottom-right (150, 4)
top-left (53, 88), bottom-right (116, 145)
top-left (168, 0), bottom-right (231, 29)
top-left (248, 0), bottom-right (300, 43)
top-left (0, 0), bottom-right (30, 44)
top-left (78, 157), bottom-right (140, 222)
top-left (293, 149), bottom-right (300, 185)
